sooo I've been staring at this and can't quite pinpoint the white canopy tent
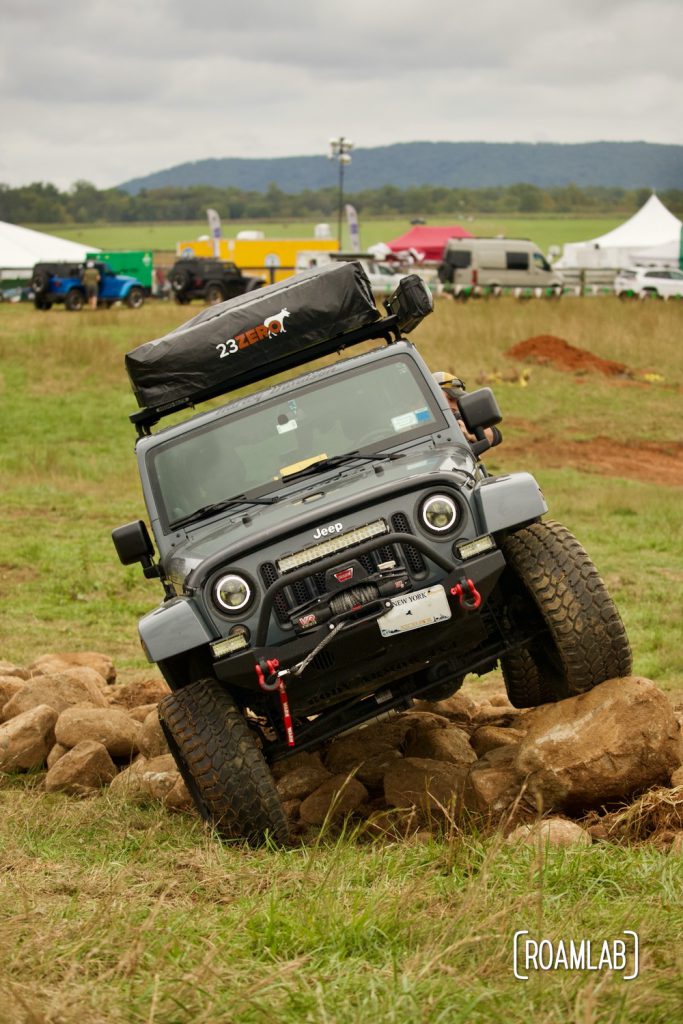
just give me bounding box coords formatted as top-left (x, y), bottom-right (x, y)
top-left (556, 195), bottom-right (682, 270)
top-left (0, 221), bottom-right (99, 279)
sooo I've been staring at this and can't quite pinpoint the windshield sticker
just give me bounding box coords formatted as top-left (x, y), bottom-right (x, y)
top-left (391, 408), bottom-right (431, 432)
top-left (277, 414), bottom-right (298, 434)
top-left (415, 408), bottom-right (431, 423)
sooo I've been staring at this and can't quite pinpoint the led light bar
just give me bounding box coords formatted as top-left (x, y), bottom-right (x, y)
top-left (277, 519), bottom-right (389, 573)
top-left (456, 535), bottom-right (495, 560)
top-left (211, 634), bottom-right (249, 658)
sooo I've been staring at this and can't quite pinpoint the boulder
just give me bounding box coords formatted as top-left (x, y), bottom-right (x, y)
top-left (164, 775), bottom-right (194, 811)
top-left (0, 661), bottom-right (29, 680)
top-left (515, 677), bottom-right (682, 810)
top-left (670, 766), bottom-right (683, 788)
top-left (413, 691), bottom-right (479, 730)
top-left (466, 744), bottom-right (521, 817)
top-left (2, 672), bottom-right (108, 720)
top-left (403, 721), bottom-right (476, 766)
top-left (108, 677), bottom-right (170, 710)
top-left (109, 754), bottom-right (178, 802)
top-left (46, 743), bottom-right (69, 769)
top-left (139, 710), bottom-right (169, 759)
top-left (281, 799), bottom-right (302, 820)
top-left (271, 750), bottom-right (325, 780)
top-left (0, 704), bottom-right (58, 771)
top-left (0, 678), bottom-right (25, 717)
top-left (29, 652), bottom-right (116, 685)
top-left (470, 725), bottom-right (526, 757)
top-left (55, 706), bottom-right (142, 759)
top-left (506, 818), bottom-right (592, 849)
top-left (384, 757), bottom-right (469, 816)
top-left (324, 730), bottom-right (399, 778)
top-left (299, 774), bottom-right (368, 825)
top-left (489, 693), bottom-right (514, 708)
top-left (44, 740), bottom-right (117, 795)
top-left (276, 765), bottom-right (332, 802)
top-left (129, 703), bottom-right (159, 723)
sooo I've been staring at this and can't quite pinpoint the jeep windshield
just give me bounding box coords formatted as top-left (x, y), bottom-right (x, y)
top-left (149, 355), bottom-right (443, 528)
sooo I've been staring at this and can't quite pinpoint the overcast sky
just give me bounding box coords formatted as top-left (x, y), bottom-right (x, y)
top-left (1, 0), bottom-right (681, 190)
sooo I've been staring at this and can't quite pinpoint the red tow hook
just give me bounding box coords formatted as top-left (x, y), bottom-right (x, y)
top-left (450, 577), bottom-right (482, 611)
top-left (254, 658), bottom-right (295, 747)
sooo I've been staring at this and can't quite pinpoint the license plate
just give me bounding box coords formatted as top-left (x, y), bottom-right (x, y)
top-left (378, 584), bottom-right (451, 637)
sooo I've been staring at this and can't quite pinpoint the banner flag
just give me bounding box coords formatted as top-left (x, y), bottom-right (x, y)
top-left (345, 204), bottom-right (361, 253)
top-left (207, 209), bottom-right (222, 258)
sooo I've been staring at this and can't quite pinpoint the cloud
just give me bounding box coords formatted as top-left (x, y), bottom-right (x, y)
top-left (0, 0), bottom-right (680, 188)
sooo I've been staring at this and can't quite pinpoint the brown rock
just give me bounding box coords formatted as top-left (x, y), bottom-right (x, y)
top-left (46, 743), bottom-right (69, 769)
top-left (3, 672), bottom-right (108, 720)
top-left (139, 710), bottom-right (169, 758)
top-left (49, 666), bottom-right (110, 694)
top-left (489, 693), bottom-right (514, 708)
top-left (384, 757), bottom-right (468, 816)
top-left (0, 678), bottom-right (25, 718)
top-left (506, 818), bottom-right (592, 849)
top-left (325, 730), bottom-right (398, 778)
top-left (271, 750), bottom-right (325, 780)
top-left (108, 677), bottom-right (170, 709)
top-left (109, 758), bottom-right (149, 797)
top-left (0, 661), bottom-right (29, 679)
top-left (276, 765), bottom-right (332, 801)
top-left (164, 776), bottom-right (194, 811)
top-left (129, 703), bottom-right (159, 723)
top-left (353, 749), bottom-right (403, 789)
top-left (281, 799), bottom-right (302, 820)
top-left (138, 755), bottom-right (181, 801)
top-left (29, 652), bottom-right (116, 684)
top-left (0, 704), bottom-right (58, 771)
top-left (414, 691), bottom-right (478, 728)
top-left (671, 766), bottom-right (683, 788)
top-left (470, 724), bottom-right (526, 757)
top-left (465, 743), bottom-right (522, 817)
top-left (299, 774), bottom-right (368, 825)
top-left (403, 722), bottom-right (476, 766)
top-left (55, 706), bottom-right (142, 758)
top-left (44, 740), bottom-right (117, 795)
top-left (515, 677), bottom-right (682, 811)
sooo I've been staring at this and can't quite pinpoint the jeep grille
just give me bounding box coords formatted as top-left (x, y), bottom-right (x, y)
top-left (276, 518), bottom-right (388, 573)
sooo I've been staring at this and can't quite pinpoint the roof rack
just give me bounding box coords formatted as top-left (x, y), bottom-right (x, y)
top-left (126, 262), bottom-right (432, 436)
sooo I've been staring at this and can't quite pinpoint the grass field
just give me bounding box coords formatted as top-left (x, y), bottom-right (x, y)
top-left (0, 295), bottom-right (682, 1023)
top-left (26, 216), bottom-right (623, 257)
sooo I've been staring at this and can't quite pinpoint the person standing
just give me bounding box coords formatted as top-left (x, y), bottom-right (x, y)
top-left (81, 261), bottom-right (101, 310)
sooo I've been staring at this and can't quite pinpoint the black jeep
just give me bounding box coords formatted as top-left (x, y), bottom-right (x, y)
top-left (113, 262), bottom-right (631, 844)
top-left (168, 257), bottom-right (263, 305)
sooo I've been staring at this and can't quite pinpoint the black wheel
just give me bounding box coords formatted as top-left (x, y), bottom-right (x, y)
top-left (158, 677), bottom-right (289, 845)
top-left (64, 289), bottom-right (85, 311)
top-left (33, 296), bottom-right (52, 310)
top-left (174, 293), bottom-right (191, 304)
top-left (204, 282), bottom-right (225, 305)
top-left (126, 286), bottom-right (144, 309)
top-left (31, 270), bottom-right (50, 294)
top-left (500, 520), bottom-right (632, 708)
top-left (170, 269), bottom-right (191, 293)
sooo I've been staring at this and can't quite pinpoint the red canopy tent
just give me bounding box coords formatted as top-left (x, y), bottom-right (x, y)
top-left (386, 225), bottom-right (474, 262)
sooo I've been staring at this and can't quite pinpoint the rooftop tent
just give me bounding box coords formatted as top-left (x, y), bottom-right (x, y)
top-left (555, 195), bottom-right (682, 270)
top-left (0, 221), bottom-right (99, 277)
top-left (386, 225), bottom-right (474, 262)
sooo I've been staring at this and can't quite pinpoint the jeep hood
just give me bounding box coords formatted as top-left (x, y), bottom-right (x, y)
top-left (163, 445), bottom-right (476, 584)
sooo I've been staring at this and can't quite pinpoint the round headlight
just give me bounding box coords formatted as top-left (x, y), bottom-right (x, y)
top-left (421, 494), bottom-right (458, 533)
top-left (214, 574), bottom-right (252, 613)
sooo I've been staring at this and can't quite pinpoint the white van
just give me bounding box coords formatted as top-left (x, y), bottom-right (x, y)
top-left (438, 238), bottom-right (564, 293)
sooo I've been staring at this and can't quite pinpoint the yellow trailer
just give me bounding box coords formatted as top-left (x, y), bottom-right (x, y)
top-left (175, 237), bottom-right (339, 283)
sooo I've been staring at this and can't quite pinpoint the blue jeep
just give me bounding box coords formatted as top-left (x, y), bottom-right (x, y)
top-left (31, 261), bottom-right (145, 311)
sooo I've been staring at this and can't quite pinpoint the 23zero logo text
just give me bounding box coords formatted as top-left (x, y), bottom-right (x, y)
top-left (216, 308), bottom-right (290, 359)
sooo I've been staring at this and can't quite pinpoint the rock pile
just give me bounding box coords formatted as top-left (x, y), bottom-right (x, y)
top-left (1, 653), bottom-right (682, 847)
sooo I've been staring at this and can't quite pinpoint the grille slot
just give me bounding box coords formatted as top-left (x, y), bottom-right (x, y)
top-left (391, 513), bottom-right (427, 576)
top-left (260, 562), bottom-right (290, 624)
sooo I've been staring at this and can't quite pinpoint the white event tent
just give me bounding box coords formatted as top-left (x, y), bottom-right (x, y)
top-left (0, 221), bottom-right (99, 279)
top-left (556, 195), bottom-right (682, 270)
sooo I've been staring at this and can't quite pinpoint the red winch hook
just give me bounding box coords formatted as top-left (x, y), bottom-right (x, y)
top-left (450, 577), bottom-right (482, 611)
top-left (254, 658), bottom-right (295, 748)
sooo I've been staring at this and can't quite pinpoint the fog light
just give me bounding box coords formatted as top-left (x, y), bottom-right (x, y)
top-left (211, 632), bottom-right (249, 657)
top-left (421, 494), bottom-right (458, 533)
top-left (456, 535), bottom-right (495, 560)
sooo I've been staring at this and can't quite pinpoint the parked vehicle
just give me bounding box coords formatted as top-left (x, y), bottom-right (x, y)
top-left (296, 251), bottom-right (411, 295)
top-left (438, 238), bottom-right (564, 294)
top-left (168, 258), bottom-right (264, 305)
top-left (114, 262), bottom-right (631, 844)
top-left (614, 267), bottom-right (683, 299)
top-left (31, 261), bottom-right (145, 311)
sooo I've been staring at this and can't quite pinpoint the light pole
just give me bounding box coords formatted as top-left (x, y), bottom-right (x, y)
top-left (328, 136), bottom-right (353, 247)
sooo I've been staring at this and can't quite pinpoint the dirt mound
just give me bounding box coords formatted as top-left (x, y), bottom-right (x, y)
top-left (507, 335), bottom-right (632, 377)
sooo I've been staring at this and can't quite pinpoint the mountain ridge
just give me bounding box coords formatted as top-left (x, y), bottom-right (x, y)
top-left (118, 141), bottom-right (683, 194)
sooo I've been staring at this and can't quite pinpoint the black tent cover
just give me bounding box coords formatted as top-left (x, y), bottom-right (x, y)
top-left (125, 261), bottom-right (380, 413)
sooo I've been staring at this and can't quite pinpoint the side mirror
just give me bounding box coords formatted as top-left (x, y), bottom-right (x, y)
top-left (456, 387), bottom-right (502, 434)
top-left (384, 274), bottom-right (433, 334)
top-left (112, 520), bottom-right (159, 578)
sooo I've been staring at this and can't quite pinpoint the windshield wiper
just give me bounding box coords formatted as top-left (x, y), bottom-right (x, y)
top-left (282, 450), bottom-right (403, 482)
top-left (170, 493), bottom-right (279, 529)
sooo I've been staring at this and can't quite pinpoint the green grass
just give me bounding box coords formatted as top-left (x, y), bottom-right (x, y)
top-left (0, 786), bottom-right (681, 1024)
top-left (26, 216), bottom-right (622, 256)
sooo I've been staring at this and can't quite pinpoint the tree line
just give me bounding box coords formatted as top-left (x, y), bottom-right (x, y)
top-left (1, 179), bottom-right (681, 224)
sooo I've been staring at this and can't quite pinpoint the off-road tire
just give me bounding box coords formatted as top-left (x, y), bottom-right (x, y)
top-left (126, 286), bottom-right (145, 309)
top-left (31, 269), bottom-right (49, 294)
top-left (64, 288), bottom-right (85, 311)
top-left (204, 282), bottom-right (225, 305)
top-left (500, 520), bottom-right (631, 708)
top-left (34, 296), bottom-right (52, 310)
top-left (170, 269), bottom-right (191, 293)
top-left (158, 677), bottom-right (290, 845)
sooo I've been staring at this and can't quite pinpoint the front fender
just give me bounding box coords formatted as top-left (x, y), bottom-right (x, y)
top-left (474, 472), bottom-right (547, 534)
top-left (138, 596), bottom-right (216, 663)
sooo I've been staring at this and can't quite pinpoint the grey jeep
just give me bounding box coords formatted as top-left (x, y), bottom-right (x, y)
top-left (113, 261), bottom-right (631, 843)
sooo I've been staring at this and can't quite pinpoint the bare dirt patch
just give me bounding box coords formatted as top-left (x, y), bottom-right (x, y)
top-left (506, 334), bottom-right (635, 377)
